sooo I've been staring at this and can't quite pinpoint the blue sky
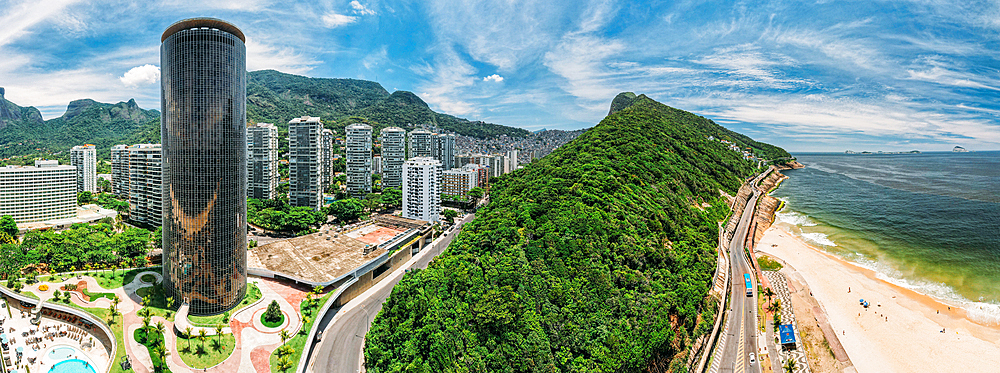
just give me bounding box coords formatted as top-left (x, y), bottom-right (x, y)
top-left (1, 0), bottom-right (998, 152)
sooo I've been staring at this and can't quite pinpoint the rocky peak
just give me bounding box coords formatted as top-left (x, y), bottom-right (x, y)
top-left (0, 87), bottom-right (5, 99)
top-left (64, 99), bottom-right (98, 120)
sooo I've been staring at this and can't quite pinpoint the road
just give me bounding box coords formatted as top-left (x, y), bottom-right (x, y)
top-left (717, 171), bottom-right (768, 373)
top-left (308, 212), bottom-right (476, 373)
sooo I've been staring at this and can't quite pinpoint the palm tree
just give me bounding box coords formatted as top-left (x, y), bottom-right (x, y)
top-left (142, 315), bottom-right (151, 330)
top-left (278, 357), bottom-right (293, 372)
top-left (279, 328), bottom-right (291, 345)
top-left (214, 325), bottom-right (224, 342)
top-left (783, 358), bottom-right (797, 373)
top-left (185, 327), bottom-right (193, 350)
top-left (155, 321), bottom-right (166, 336)
top-left (198, 329), bottom-right (207, 349)
top-left (763, 287), bottom-right (776, 304)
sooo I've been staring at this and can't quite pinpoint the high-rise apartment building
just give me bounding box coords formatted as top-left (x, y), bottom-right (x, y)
top-left (111, 145), bottom-right (131, 198)
top-left (247, 123), bottom-right (279, 200)
top-left (288, 116), bottom-right (323, 210)
top-left (402, 157), bottom-right (441, 222)
top-left (0, 160), bottom-right (77, 223)
top-left (346, 123), bottom-right (373, 198)
top-left (372, 155), bottom-right (383, 175)
top-left (488, 156), bottom-right (505, 178)
top-left (441, 168), bottom-right (478, 199)
top-left (408, 129), bottom-right (433, 158)
top-left (505, 149), bottom-right (519, 174)
top-left (161, 17), bottom-right (247, 315)
top-left (379, 127), bottom-right (406, 189)
top-left (128, 144), bottom-right (163, 227)
top-left (70, 144), bottom-right (97, 193)
top-left (322, 129), bottom-right (335, 189)
top-left (433, 133), bottom-right (455, 171)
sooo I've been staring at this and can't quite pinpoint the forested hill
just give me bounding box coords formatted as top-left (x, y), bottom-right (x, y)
top-left (610, 92), bottom-right (791, 161)
top-left (365, 94), bottom-right (784, 372)
top-left (247, 70), bottom-right (529, 138)
top-left (0, 97), bottom-right (160, 159)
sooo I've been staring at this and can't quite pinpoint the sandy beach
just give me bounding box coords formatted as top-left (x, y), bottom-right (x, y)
top-left (757, 225), bottom-right (1000, 373)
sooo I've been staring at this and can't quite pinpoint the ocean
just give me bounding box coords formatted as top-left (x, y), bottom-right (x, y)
top-left (770, 151), bottom-right (1000, 324)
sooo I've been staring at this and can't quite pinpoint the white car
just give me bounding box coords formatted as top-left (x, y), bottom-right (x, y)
top-left (749, 353), bottom-right (756, 364)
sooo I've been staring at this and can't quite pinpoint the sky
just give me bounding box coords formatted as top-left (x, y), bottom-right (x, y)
top-left (1, 0), bottom-right (999, 152)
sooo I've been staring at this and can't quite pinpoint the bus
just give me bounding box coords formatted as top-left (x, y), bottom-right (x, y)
top-left (744, 273), bottom-right (753, 297)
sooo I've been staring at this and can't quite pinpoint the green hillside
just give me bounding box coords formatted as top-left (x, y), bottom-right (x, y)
top-left (364, 94), bottom-right (777, 372)
top-left (247, 70), bottom-right (529, 138)
top-left (0, 98), bottom-right (159, 159)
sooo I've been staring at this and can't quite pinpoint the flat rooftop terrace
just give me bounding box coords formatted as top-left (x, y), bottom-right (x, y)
top-left (248, 222), bottom-right (405, 283)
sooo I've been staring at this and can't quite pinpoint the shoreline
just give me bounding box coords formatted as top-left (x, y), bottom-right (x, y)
top-left (757, 225), bottom-right (1000, 372)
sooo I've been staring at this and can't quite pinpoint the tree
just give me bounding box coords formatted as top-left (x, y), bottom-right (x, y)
top-left (783, 359), bottom-right (797, 373)
top-left (98, 177), bottom-right (111, 193)
top-left (380, 187), bottom-right (401, 208)
top-left (763, 287), bottom-right (776, 304)
top-left (222, 311), bottom-right (231, 324)
top-left (265, 300), bottom-right (283, 323)
top-left (198, 329), bottom-right (208, 349)
top-left (214, 324), bottom-right (224, 342)
top-left (279, 328), bottom-right (291, 345)
top-left (0, 215), bottom-right (17, 239)
top-left (468, 187), bottom-right (484, 199)
top-left (185, 327), bottom-right (193, 350)
top-left (155, 321), bottom-right (166, 336)
top-left (77, 191), bottom-right (93, 205)
top-left (442, 209), bottom-right (458, 224)
top-left (326, 198), bottom-right (365, 222)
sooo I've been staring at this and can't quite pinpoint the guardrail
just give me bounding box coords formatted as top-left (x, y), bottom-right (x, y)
top-left (0, 286), bottom-right (117, 373)
top-left (296, 277), bottom-right (357, 373)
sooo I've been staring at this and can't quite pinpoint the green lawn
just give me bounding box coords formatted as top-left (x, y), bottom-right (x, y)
top-left (140, 274), bottom-right (157, 283)
top-left (136, 284), bottom-right (178, 322)
top-left (135, 326), bottom-right (172, 372)
top-left (177, 332), bottom-right (236, 369)
top-left (188, 283), bottom-right (262, 327)
top-left (269, 292), bottom-right (334, 373)
top-left (261, 312), bottom-right (285, 328)
top-left (82, 287), bottom-right (116, 301)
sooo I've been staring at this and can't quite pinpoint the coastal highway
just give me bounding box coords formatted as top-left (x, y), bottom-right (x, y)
top-left (308, 212), bottom-right (475, 373)
top-left (717, 171), bottom-right (768, 373)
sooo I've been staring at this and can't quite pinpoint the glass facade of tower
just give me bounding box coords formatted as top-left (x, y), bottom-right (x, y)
top-left (160, 18), bottom-right (247, 315)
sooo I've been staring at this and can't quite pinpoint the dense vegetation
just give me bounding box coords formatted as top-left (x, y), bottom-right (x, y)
top-left (247, 198), bottom-right (327, 233)
top-left (0, 222), bottom-right (153, 280)
top-left (609, 92), bottom-right (790, 161)
top-left (0, 98), bottom-right (160, 159)
top-left (365, 95), bottom-right (782, 372)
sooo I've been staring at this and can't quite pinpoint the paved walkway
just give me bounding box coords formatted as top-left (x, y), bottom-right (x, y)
top-left (764, 271), bottom-right (811, 373)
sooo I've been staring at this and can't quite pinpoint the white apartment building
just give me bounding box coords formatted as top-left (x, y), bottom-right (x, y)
top-left (0, 160), bottom-right (76, 223)
top-left (247, 123), bottom-right (279, 200)
top-left (289, 116), bottom-right (324, 210)
top-left (71, 144), bottom-right (97, 193)
top-left (373, 155), bottom-right (383, 175)
top-left (128, 144), bottom-right (163, 227)
top-left (345, 123), bottom-right (373, 198)
top-left (402, 157), bottom-right (441, 222)
top-left (379, 127), bottom-right (406, 189)
top-left (111, 144), bottom-right (131, 198)
top-left (408, 129), bottom-right (433, 158)
top-left (505, 149), bottom-right (519, 174)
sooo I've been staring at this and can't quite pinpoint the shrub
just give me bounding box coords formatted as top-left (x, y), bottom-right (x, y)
top-left (264, 300), bottom-right (282, 323)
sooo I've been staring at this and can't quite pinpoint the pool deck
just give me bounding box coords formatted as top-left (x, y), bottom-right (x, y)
top-left (0, 302), bottom-right (109, 373)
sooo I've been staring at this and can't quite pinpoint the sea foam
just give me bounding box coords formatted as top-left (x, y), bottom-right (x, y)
top-left (775, 209), bottom-right (817, 227)
top-left (801, 232), bottom-right (836, 247)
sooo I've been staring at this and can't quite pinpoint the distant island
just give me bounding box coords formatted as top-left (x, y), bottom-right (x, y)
top-left (845, 150), bottom-right (921, 155)
top-left (953, 146), bottom-right (969, 152)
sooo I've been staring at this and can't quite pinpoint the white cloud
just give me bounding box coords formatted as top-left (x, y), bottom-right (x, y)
top-left (0, 0), bottom-right (83, 48)
top-left (418, 48), bottom-right (478, 116)
top-left (322, 13), bottom-right (357, 28)
top-left (482, 74), bottom-right (504, 82)
top-left (119, 64), bottom-right (160, 87)
top-left (350, 1), bottom-right (375, 15)
top-left (245, 38), bottom-right (320, 74)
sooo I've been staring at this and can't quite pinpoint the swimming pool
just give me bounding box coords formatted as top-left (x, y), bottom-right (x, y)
top-left (48, 359), bottom-right (96, 373)
top-left (48, 346), bottom-right (77, 360)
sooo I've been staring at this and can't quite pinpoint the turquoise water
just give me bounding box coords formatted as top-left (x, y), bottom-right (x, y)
top-left (48, 346), bottom-right (76, 360)
top-left (48, 359), bottom-right (96, 373)
top-left (771, 151), bottom-right (1000, 324)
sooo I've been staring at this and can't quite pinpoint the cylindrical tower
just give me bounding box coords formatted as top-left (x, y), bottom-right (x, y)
top-left (160, 18), bottom-right (247, 315)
